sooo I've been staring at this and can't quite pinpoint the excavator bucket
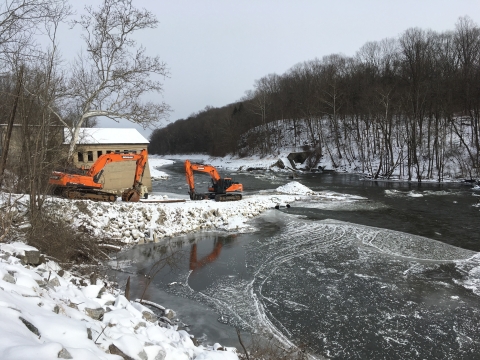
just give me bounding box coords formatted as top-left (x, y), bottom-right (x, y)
top-left (121, 188), bottom-right (140, 202)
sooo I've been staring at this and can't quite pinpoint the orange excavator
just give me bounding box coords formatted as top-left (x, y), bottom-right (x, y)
top-left (49, 149), bottom-right (149, 202)
top-left (184, 160), bottom-right (243, 201)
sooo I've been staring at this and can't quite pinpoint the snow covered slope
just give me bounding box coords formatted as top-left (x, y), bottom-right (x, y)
top-left (0, 242), bottom-right (238, 360)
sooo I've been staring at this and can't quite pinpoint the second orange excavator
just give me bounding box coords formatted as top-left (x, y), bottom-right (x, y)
top-left (184, 160), bottom-right (243, 201)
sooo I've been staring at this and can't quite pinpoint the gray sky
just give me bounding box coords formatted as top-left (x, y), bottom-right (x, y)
top-left (66, 0), bottom-right (480, 140)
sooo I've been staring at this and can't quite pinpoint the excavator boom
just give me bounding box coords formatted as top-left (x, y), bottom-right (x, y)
top-left (184, 160), bottom-right (243, 201)
top-left (50, 149), bottom-right (148, 202)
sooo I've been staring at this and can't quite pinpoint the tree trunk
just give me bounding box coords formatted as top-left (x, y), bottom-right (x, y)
top-left (0, 67), bottom-right (24, 188)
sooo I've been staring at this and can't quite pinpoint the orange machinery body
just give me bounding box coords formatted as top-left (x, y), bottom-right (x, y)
top-left (184, 160), bottom-right (243, 201)
top-left (49, 149), bottom-right (148, 202)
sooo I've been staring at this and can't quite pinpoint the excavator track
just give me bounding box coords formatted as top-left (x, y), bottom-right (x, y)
top-left (214, 193), bottom-right (242, 202)
top-left (60, 188), bottom-right (117, 202)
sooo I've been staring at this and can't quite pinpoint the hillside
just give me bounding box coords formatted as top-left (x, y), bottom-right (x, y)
top-left (149, 18), bottom-right (480, 182)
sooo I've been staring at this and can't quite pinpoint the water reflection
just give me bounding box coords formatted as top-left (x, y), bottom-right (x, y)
top-left (189, 242), bottom-right (222, 271)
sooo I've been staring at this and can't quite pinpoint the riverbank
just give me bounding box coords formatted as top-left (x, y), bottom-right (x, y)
top-left (45, 179), bottom-right (359, 245)
top-left (152, 153), bottom-right (479, 184)
top-left (0, 241), bottom-right (239, 359)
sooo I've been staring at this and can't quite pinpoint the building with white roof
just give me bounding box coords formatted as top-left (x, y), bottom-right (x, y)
top-left (66, 127), bottom-right (152, 195)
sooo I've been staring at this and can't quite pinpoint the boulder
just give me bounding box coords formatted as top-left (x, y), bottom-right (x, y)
top-left (21, 250), bottom-right (41, 265)
top-left (85, 307), bottom-right (105, 321)
top-left (2, 273), bottom-right (15, 284)
top-left (164, 309), bottom-right (176, 320)
top-left (108, 344), bottom-right (135, 360)
top-left (19, 317), bottom-right (40, 337)
top-left (142, 311), bottom-right (157, 323)
top-left (58, 348), bottom-right (73, 359)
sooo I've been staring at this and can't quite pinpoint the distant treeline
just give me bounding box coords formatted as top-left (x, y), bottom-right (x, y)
top-left (149, 17), bottom-right (480, 179)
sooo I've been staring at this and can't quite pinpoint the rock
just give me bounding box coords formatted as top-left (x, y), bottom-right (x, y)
top-left (35, 279), bottom-right (46, 287)
top-left (68, 301), bottom-right (78, 310)
top-left (58, 269), bottom-right (65, 277)
top-left (134, 322), bottom-right (146, 330)
top-left (19, 317), bottom-right (40, 337)
top-left (58, 348), bottom-right (73, 359)
top-left (138, 349), bottom-right (148, 360)
top-left (89, 272), bottom-right (97, 285)
top-left (108, 344), bottom-right (135, 360)
top-left (104, 300), bottom-right (115, 306)
top-left (2, 273), bottom-right (15, 284)
top-left (213, 343), bottom-right (224, 351)
top-left (85, 307), bottom-right (105, 321)
top-left (53, 305), bottom-right (60, 314)
top-left (153, 349), bottom-right (166, 360)
top-left (22, 250), bottom-right (41, 265)
top-left (191, 337), bottom-right (200, 347)
top-left (142, 311), bottom-right (156, 323)
top-left (97, 287), bottom-right (106, 298)
top-left (48, 277), bottom-right (61, 288)
top-left (87, 328), bottom-right (92, 340)
top-left (131, 229), bottom-right (141, 239)
top-left (164, 309), bottom-right (176, 320)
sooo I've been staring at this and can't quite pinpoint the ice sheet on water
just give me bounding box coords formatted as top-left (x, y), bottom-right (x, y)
top-left (248, 219), bottom-right (479, 358)
top-left (295, 199), bottom-right (386, 211)
top-left (167, 216), bottom-right (480, 359)
top-left (454, 253), bottom-right (480, 296)
top-left (385, 189), bottom-right (460, 197)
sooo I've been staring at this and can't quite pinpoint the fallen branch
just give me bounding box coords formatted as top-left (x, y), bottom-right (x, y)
top-left (135, 298), bottom-right (165, 311)
top-left (236, 328), bottom-right (250, 360)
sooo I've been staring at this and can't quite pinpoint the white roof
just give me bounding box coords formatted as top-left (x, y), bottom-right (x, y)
top-left (64, 128), bottom-right (149, 145)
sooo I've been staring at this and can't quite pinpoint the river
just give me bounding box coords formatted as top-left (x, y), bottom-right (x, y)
top-left (111, 160), bottom-right (480, 359)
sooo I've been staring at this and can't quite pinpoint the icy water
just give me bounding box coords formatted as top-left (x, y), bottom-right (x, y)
top-left (114, 161), bottom-right (480, 359)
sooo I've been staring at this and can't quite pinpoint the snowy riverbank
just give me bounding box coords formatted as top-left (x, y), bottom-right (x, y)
top-left (0, 242), bottom-right (239, 360)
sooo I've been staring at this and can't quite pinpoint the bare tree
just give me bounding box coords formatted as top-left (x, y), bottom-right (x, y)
top-left (49, 0), bottom-right (170, 160)
top-left (0, 0), bottom-right (65, 59)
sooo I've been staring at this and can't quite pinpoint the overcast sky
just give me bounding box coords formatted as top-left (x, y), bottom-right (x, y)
top-left (65, 0), bottom-right (480, 140)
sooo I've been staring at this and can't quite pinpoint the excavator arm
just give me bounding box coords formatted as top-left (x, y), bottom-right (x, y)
top-left (185, 160), bottom-right (221, 196)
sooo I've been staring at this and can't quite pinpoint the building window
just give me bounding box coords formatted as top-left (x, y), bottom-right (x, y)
top-left (115, 150), bottom-right (120, 153)
top-left (97, 150), bottom-right (103, 158)
top-left (78, 152), bottom-right (84, 162)
top-left (106, 150), bottom-right (112, 154)
top-left (87, 151), bottom-right (93, 162)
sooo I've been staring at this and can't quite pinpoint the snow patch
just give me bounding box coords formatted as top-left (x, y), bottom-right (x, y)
top-left (276, 181), bottom-right (315, 195)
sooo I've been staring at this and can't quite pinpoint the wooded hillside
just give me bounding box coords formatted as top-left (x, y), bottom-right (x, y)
top-left (149, 17), bottom-right (480, 180)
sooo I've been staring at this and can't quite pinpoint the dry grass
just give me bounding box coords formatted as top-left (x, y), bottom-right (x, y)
top-left (26, 213), bottom-right (107, 267)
